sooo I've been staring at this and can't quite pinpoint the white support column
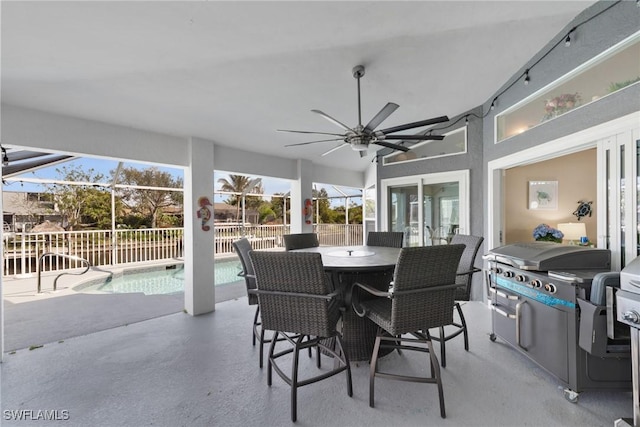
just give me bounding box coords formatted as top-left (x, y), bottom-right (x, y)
top-left (290, 159), bottom-right (314, 233)
top-left (183, 137), bottom-right (215, 315)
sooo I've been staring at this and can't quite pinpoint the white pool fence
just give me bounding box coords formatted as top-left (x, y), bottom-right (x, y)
top-left (2, 224), bottom-right (364, 276)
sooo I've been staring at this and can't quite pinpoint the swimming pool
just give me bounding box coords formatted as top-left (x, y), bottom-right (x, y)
top-left (77, 259), bottom-right (242, 295)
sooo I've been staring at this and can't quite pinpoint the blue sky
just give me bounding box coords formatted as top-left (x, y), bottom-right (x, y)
top-left (4, 157), bottom-right (362, 206)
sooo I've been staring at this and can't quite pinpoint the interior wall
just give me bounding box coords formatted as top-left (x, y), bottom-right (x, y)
top-left (504, 148), bottom-right (596, 244)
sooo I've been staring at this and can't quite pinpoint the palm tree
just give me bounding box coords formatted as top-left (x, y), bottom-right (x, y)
top-left (217, 175), bottom-right (263, 222)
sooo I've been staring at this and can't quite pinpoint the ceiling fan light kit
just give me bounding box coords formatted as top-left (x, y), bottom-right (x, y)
top-left (280, 65), bottom-right (449, 157)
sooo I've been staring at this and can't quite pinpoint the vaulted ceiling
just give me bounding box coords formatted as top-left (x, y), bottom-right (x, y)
top-left (1, 1), bottom-right (596, 172)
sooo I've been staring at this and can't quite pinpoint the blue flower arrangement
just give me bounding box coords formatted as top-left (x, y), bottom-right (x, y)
top-left (533, 224), bottom-right (564, 243)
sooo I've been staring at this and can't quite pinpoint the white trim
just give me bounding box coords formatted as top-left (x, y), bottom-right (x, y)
top-left (382, 126), bottom-right (467, 166)
top-left (487, 111), bottom-right (640, 252)
top-left (381, 169), bottom-right (469, 245)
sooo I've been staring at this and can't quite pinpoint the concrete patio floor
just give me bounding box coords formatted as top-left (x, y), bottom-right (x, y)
top-left (0, 298), bottom-right (633, 426)
top-left (2, 262), bottom-right (246, 352)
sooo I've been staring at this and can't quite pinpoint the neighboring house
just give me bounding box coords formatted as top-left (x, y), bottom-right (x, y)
top-left (213, 202), bottom-right (259, 224)
top-left (2, 191), bottom-right (62, 232)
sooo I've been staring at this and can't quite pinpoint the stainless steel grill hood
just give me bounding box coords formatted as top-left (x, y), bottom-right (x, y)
top-left (487, 242), bottom-right (611, 271)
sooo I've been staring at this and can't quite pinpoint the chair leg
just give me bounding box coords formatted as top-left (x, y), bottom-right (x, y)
top-left (335, 335), bottom-right (353, 397)
top-left (369, 331), bottom-right (382, 408)
top-left (426, 338), bottom-right (446, 419)
top-left (252, 306), bottom-right (260, 346)
top-left (425, 330), bottom-right (435, 378)
top-left (396, 334), bottom-right (403, 355)
top-left (267, 331), bottom-right (279, 386)
top-left (455, 302), bottom-right (469, 351)
top-left (439, 326), bottom-right (447, 368)
top-left (291, 336), bottom-right (303, 423)
top-left (260, 329), bottom-right (268, 369)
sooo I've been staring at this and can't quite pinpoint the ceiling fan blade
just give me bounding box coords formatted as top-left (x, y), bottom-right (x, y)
top-left (378, 115), bottom-right (449, 135)
top-left (321, 144), bottom-right (349, 157)
top-left (277, 129), bottom-right (345, 137)
top-left (383, 134), bottom-right (445, 141)
top-left (311, 110), bottom-right (353, 132)
top-left (373, 141), bottom-right (410, 152)
top-left (285, 138), bottom-right (344, 147)
top-left (364, 102), bottom-right (399, 132)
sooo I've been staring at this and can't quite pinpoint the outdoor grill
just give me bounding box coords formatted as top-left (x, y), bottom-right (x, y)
top-left (615, 256), bottom-right (640, 426)
top-left (485, 242), bottom-right (631, 402)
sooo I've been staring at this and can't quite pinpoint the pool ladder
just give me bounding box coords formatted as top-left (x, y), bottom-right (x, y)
top-left (37, 252), bottom-right (92, 293)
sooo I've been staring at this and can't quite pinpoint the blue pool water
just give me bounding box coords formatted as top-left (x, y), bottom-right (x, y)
top-left (83, 260), bottom-right (242, 295)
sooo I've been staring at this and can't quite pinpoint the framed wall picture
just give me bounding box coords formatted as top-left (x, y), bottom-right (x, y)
top-left (528, 180), bottom-right (558, 210)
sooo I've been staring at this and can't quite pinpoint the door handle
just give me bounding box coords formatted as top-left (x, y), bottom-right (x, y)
top-left (516, 300), bottom-right (527, 351)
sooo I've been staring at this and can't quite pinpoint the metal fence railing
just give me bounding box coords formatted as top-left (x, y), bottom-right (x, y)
top-left (2, 224), bottom-right (364, 276)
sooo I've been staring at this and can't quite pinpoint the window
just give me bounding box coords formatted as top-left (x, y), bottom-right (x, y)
top-left (381, 170), bottom-right (469, 247)
top-left (496, 32), bottom-right (640, 143)
top-left (383, 127), bottom-right (466, 165)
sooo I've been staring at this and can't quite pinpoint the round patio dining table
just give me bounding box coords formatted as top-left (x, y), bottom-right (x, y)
top-left (292, 245), bottom-right (401, 361)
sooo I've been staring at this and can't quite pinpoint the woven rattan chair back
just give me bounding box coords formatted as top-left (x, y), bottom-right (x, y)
top-left (232, 237), bottom-right (258, 305)
top-left (366, 231), bottom-right (404, 248)
top-left (283, 233), bottom-right (320, 251)
top-left (449, 234), bottom-right (484, 301)
top-left (390, 245), bottom-right (465, 333)
top-left (249, 251), bottom-right (339, 337)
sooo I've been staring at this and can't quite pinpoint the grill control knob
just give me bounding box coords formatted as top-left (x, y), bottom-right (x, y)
top-left (516, 274), bottom-right (527, 282)
top-left (503, 271), bottom-right (515, 278)
top-left (530, 279), bottom-right (542, 288)
top-left (495, 267), bottom-right (503, 274)
top-left (544, 283), bottom-right (557, 294)
top-left (623, 311), bottom-right (640, 324)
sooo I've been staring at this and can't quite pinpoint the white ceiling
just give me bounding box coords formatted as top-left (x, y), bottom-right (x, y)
top-left (1, 1), bottom-right (596, 173)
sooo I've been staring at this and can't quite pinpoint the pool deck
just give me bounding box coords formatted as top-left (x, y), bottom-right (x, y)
top-left (2, 259), bottom-right (246, 352)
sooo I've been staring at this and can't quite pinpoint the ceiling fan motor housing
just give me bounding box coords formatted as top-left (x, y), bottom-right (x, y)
top-left (349, 135), bottom-right (368, 151)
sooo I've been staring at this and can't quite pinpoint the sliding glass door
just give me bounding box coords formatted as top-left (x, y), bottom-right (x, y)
top-left (598, 135), bottom-right (639, 269)
top-left (382, 170), bottom-right (469, 247)
top-left (389, 185), bottom-right (419, 245)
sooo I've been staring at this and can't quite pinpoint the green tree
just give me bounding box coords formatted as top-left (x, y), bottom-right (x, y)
top-left (257, 203), bottom-right (276, 224)
top-left (83, 189), bottom-right (121, 229)
top-left (268, 193), bottom-right (289, 224)
top-left (217, 175), bottom-right (263, 222)
top-left (313, 188), bottom-right (332, 223)
top-left (47, 165), bottom-right (110, 230)
top-left (348, 204), bottom-right (363, 224)
top-left (116, 166), bottom-right (183, 228)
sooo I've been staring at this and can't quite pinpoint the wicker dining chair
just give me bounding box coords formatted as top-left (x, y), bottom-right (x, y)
top-left (283, 232), bottom-right (320, 251)
top-left (351, 244), bottom-right (465, 418)
top-left (429, 234), bottom-right (484, 367)
top-left (232, 238), bottom-right (267, 366)
top-left (249, 251), bottom-right (352, 422)
top-left (366, 231), bottom-right (404, 248)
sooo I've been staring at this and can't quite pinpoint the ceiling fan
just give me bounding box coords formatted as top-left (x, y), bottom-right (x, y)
top-left (278, 65), bottom-right (449, 157)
